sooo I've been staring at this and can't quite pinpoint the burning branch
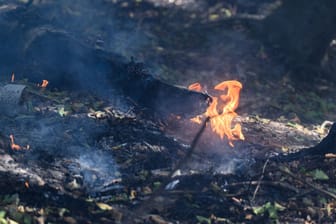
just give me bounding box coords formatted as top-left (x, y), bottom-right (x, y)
top-left (188, 80), bottom-right (245, 147)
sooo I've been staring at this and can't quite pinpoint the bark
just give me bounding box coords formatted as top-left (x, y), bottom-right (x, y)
top-left (258, 0), bottom-right (336, 70)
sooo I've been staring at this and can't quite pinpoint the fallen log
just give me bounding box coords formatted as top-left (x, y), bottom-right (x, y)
top-left (119, 60), bottom-right (212, 118)
top-left (0, 8), bottom-right (211, 118)
top-left (27, 31), bottom-right (212, 118)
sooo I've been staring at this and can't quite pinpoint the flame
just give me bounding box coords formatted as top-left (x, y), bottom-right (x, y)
top-left (38, 79), bottom-right (49, 88)
top-left (188, 82), bottom-right (202, 92)
top-left (9, 134), bottom-right (29, 150)
top-left (9, 134), bottom-right (21, 150)
top-left (188, 80), bottom-right (244, 147)
top-left (11, 73), bottom-right (15, 82)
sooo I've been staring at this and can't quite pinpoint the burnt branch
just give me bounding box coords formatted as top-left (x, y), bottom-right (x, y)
top-left (119, 60), bottom-right (212, 119)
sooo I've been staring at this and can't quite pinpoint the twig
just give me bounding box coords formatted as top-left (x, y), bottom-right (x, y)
top-left (229, 180), bottom-right (299, 193)
top-left (168, 116), bottom-right (210, 179)
top-left (126, 117), bottom-right (210, 223)
top-left (279, 166), bottom-right (336, 200)
top-left (251, 158), bottom-right (269, 202)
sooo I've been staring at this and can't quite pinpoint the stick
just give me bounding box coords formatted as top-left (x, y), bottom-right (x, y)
top-left (279, 166), bottom-right (336, 200)
top-left (229, 180), bottom-right (299, 193)
top-left (251, 158), bottom-right (269, 202)
top-left (126, 117), bottom-right (210, 223)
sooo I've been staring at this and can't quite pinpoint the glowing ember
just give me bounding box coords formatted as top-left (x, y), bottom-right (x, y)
top-left (9, 134), bottom-right (29, 150)
top-left (9, 134), bottom-right (21, 150)
top-left (11, 73), bottom-right (15, 82)
top-left (188, 80), bottom-right (244, 147)
top-left (38, 79), bottom-right (49, 88)
top-left (188, 82), bottom-right (202, 92)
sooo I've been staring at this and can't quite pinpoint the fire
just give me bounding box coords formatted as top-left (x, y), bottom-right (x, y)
top-left (188, 80), bottom-right (244, 147)
top-left (38, 79), bottom-right (49, 88)
top-left (188, 82), bottom-right (202, 92)
top-left (9, 134), bottom-right (29, 150)
top-left (11, 73), bottom-right (15, 82)
top-left (9, 134), bottom-right (22, 150)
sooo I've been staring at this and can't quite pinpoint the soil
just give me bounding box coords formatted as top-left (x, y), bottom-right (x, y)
top-left (0, 0), bottom-right (336, 223)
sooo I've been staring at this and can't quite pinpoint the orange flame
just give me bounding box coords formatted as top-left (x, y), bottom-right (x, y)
top-left (188, 82), bottom-right (202, 92)
top-left (38, 80), bottom-right (49, 88)
top-left (188, 80), bottom-right (244, 147)
top-left (9, 134), bottom-right (22, 150)
top-left (11, 73), bottom-right (15, 82)
top-left (9, 134), bottom-right (29, 150)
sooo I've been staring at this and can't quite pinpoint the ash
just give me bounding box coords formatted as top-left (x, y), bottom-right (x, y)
top-left (0, 98), bottom-right (122, 195)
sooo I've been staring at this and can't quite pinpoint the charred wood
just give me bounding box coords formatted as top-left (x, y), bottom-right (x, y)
top-left (119, 60), bottom-right (211, 118)
top-left (275, 122), bottom-right (336, 161)
top-left (0, 5), bottom-right (210, 119)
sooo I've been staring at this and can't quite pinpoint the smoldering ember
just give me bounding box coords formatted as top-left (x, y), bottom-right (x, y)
top-left (0, 1), bottom-right (336, 224)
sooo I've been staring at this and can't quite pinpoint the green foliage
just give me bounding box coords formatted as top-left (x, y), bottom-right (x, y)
top-left (309, 169), bottom-right (329, 180)
top-left (0, 211), bottom-right (6, 224)
top-left (196, 215), bottom-right (211, 224)
top-left (57, 106), bottom-right (68, 117)
top-left (280, 90), bottom-right (336, 122)
top-left (1, 194), bottom-right (19, 206)
top-left (253, 202), bottom-right (286, 220)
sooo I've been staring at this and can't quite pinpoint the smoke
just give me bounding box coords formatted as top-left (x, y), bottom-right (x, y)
top-left (74, 150), bottom-right (121, 194)
top-left (0, 1), bottom-right (188, 194)
top-left (0, 112), bottom-right (121, 194)
top-left (185, 144), bottom-right (255, 176)
top-left (0, 0), bottom-right (154, 95)
top-left (0, 0), bottom-right (271, 187)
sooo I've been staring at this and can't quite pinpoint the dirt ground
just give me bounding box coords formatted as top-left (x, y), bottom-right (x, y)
top-left (1, 0), bottom-right (336, 223)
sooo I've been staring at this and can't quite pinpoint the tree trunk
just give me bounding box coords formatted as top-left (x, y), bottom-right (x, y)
top-left (258, 0), bottom-right (336, 70)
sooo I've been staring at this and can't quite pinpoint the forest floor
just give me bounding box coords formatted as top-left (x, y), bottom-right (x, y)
top-left (1, 0), bottom-right (336, 223)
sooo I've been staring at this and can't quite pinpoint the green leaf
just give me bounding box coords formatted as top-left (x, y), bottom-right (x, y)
top-left (196, 215), bottom-right (211, 224)
top-left (253, 202), bottom-right (285, 219)
top-left (267, 206), bottom-right (278, 219)
top-left (23, 215), bottom-right (33, 224)
top-left (209, 14), bottom-right (219, 21)
top-left (58, 107), bottom-right (66, 117)
top-left (274, 202), bottom-right (286, 211)
top-left (2, 194), bottom-right (19, 205)
top-left (0, 211), bottom-right (5, 219)
top-left (253, 205), bottom-right (266, 215)
top-left (310, 169), bottom-right (329, 180)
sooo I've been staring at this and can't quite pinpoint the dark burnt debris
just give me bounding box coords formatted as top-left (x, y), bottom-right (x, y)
top-left (0, 71), bottom-right (335, 224)
top-left (122, 60), bottom-right (212, 119)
